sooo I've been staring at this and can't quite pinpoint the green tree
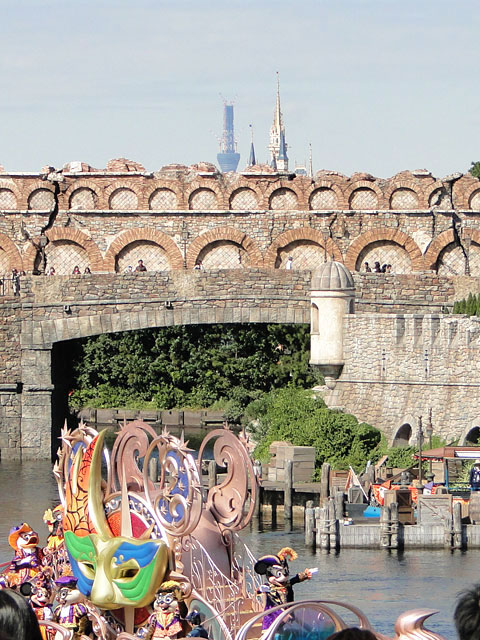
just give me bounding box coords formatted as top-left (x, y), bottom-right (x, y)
top-left (469, 161), bottom-right (480, 179)
top-left (69, 324), bottom-right (321, 415)
top-left (245, 386), bottom-right (382, 473)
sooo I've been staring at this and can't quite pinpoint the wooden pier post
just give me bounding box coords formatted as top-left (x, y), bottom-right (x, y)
top-left (208, 460), bottom-right (217, 490)
top-left (148, 457), bottom-right (158, 482)
top-left (380, 505), bottom-right (391, 548)
top-left (284, 460), bottom-right (293, 524)
top-left (453, 501), bottom-right (463, 549)
top-left (328, 498), bottom-right (338, 550)
top-left (318, 506), bottom-right (330, 550)
top-left (334, 489), bottom-right (344, 521)
top-left (390, 502), bottom-right (399, 549)
top-left (305, 500), bottom-right (315, 547)
top-left (320, 463), bottom-right (330, 506)
top-left (315, 507), bottom-right (322, 548)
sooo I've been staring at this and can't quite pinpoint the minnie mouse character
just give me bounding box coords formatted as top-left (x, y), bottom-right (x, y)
top-left (254, 547), bottom-right (314, 630)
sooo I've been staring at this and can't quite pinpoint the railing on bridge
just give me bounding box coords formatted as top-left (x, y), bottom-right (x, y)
top-left (0, 276), bottom-right (20, 297)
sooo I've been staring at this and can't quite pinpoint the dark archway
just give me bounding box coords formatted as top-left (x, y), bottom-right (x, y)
top-left (393, 423), bottom-right (412, 447)
top-left (465, 427), bottom-right (480, 445)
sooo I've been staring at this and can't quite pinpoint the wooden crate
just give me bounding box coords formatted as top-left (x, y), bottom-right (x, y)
top-left (267, 442), bottom-right (315, 483)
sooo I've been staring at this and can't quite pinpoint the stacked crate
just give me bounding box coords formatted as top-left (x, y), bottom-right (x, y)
top-left (267, 442), bottom-right (315, 483)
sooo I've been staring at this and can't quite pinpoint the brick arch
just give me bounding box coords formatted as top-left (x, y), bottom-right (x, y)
top-left (462, 183), bottom-right (480, 210)
top-left (384, 180), bottom-right (423, 209)
top-left (186, 226), bottom-right (263, 269)
top-left (423, 230), bottom-right (455, 270)
top-left (228, 186), bottom-right (260, 210)
top-left (187, 185), bottom-right (221, 211)
top-left (25, 180), bottom-right (56, 211)
top-left (104, 228), bottom-right (183, 272)
top-left (262, 181), bottom-right (303, 210)
top-left (422, 228), bottom-right (480, 271)
top-left (263, 227), bottom-right (343, 268)
top-left (145, 182), bottom-right (180, 210)
top-left (345, 181), bottom-right (385, 210)
top-left (64, 180), bottom-right (103, 209)
top-left (423, 181), bottom-right (449, 208)
top-left (307, 181), bottom-right (346, 210)
top-left (0, 180), bottom-right (21, 209)
top-left (0, 233), bottom-right (23, 271)
top-left (104, 181), bottom-right (142, 210)
top-left (344, 229), bottom-right (423, 271)
top-left (22, 228), bottom-right (104, 273)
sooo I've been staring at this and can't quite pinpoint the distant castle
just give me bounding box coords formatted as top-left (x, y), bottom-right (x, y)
top-left (216, 74), bottom-right (292, 174)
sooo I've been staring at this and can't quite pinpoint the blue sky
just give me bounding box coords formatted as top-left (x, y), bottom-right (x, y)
top-left (1, 0), bottom-right (479, 177)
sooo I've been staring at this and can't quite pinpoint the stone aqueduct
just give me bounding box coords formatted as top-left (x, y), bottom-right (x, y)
top-left (2, 158), bottom-right (480, 459)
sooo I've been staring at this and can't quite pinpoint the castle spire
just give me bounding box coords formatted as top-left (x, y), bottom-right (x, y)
top-left (268, 72), bottom-right (288, 171)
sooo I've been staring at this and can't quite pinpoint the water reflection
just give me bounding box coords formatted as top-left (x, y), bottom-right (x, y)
top-left (0, 462), bottom-right (473, 638)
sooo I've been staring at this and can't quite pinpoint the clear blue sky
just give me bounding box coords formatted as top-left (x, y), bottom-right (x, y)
top-left (1, 0), bottom-right (479, 177)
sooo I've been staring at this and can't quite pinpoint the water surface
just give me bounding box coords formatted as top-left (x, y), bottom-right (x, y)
top-left (0, 461), bottom-right (471, 638)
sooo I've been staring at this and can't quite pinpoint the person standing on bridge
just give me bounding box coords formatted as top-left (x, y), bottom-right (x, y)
top-left (135, 259), bottom-right (147, 272)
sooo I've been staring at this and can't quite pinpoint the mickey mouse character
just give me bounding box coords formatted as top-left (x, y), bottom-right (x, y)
top-left (254, 547), bottom-right (313, 630)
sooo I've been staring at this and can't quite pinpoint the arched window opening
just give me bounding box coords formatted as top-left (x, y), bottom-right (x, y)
top-left (393, 423), bottom-right (412, 447)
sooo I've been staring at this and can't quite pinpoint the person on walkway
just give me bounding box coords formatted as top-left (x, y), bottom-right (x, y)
top-left (135, 259), bottom-right (147, 272)
top-left (469, 460), bottom-right (480, 491)
top-left (285, 256), bottom-right (293, 270)
top-left (72, 266), bottom-right (80, 275)
top-left (364, 262), bottom-right (371, 272)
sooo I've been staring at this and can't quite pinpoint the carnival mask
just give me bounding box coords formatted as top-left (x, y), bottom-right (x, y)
top-left (65, 531), bottom-right (168, 609)
top-left (62, 430), bottom-right (170, 610)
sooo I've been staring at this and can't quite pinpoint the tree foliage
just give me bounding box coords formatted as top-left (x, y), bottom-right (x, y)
top-left (452, 293), bottom-right (480, 316)
top-left (469, 161), bottom-right (480, 179)
top-left (245, 387), bottom-right (382, 473)
top-left (69, 324), bottom-right (321, 416)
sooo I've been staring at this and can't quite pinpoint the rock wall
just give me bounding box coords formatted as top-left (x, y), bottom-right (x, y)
top-left (324, 313), bottom-right (480, 445)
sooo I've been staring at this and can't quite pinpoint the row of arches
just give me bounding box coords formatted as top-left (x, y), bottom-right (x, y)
top-left (2, 178), bottom-right (480, 212)
top-left (392, 423), bottom-right (480, 447)
top-left (0, 226), bottom-right (478, 276)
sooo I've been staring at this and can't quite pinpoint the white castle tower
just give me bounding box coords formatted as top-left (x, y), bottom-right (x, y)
top-left (268, 73), bottom-right (288, 171)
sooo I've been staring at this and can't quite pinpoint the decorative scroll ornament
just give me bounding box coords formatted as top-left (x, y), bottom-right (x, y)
top-left (197, 427), bottom-right (259, 531)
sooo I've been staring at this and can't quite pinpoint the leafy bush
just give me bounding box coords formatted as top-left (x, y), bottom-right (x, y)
top-left (245, 387), bottom-right (382, 474)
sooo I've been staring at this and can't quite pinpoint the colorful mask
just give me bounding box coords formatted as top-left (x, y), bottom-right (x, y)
top-left (63, 431), bottom-right (169, 610)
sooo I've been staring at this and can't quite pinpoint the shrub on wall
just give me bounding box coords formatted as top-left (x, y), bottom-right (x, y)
top-left (245, 386), bottom-right (382, 473)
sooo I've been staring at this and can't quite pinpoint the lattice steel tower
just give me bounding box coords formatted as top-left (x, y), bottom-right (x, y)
top-left (217, 102), bottom-right (240, 173)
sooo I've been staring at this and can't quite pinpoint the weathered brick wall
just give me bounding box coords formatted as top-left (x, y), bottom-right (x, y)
top-left (0, 164), bottom-right (480, 278)
top-left (324, 313), bottom-right (480, 444)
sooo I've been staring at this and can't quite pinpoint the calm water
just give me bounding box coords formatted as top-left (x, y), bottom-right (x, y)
top-left (0, 461), bottom-right (473, 638)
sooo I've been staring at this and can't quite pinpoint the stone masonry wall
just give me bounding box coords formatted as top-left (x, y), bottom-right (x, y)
top-left (0, 164), bottom-right (480, 278)
top-left (324, 313), bottom-right (480, 444)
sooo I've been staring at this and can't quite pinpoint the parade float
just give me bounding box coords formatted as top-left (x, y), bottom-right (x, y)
top-left (1, 420), bottom-right (447, 640)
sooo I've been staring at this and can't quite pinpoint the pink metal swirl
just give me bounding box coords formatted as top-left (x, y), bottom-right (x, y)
top-left (391, 610), bottom-right (447, 640)
top-left (143, 431), bottom-right (203, 538)
top-left (108, 420), bottom-right (158, 494)
top-left (198, 428), bottom-right (259, 531)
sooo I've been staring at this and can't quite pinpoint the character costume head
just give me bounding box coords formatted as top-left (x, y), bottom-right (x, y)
top-left (254, 547), bottom-right (298, 585)
top-left (8, 523), bottom-right (39, 551)
top-left (153, 581), bottom-right (183, 612)
top-left (63, 430), bottom-right (169, 610)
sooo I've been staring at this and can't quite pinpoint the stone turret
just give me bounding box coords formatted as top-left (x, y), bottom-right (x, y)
top-left (310, 261), bottom-right (355, 389)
